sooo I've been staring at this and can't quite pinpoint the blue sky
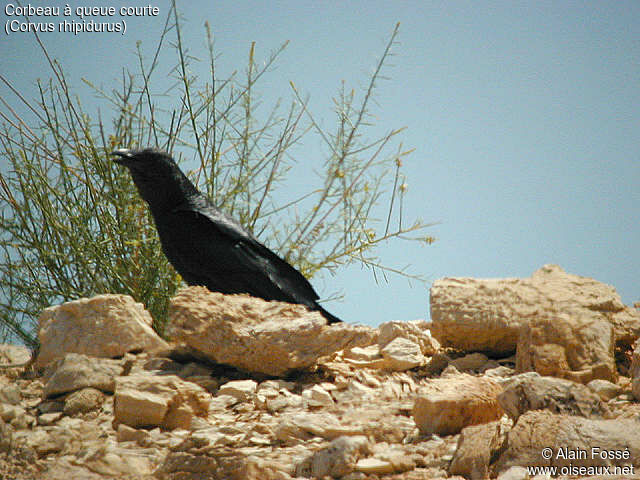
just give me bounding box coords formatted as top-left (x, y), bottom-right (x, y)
top-left (2, 1), bottom-right (638, 326)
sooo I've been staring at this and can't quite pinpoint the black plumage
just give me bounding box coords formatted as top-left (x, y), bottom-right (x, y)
top-left (111, 148), bottom-right (342, 324)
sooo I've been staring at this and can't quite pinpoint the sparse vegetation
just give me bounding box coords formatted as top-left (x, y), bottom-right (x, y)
top-left (0, 3), bottom-right (434, 348)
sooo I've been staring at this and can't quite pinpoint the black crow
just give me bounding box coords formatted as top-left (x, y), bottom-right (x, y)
top-left (111, 148), bottom-right (342, 324)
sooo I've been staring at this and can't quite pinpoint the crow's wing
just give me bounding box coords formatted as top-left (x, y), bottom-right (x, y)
top-left (170, 196), bottom-right (320, 306)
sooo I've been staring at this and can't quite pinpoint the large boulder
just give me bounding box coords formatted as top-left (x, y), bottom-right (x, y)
top-left (168, 287), bottom-right (377, 376)
top-left (494, 410), bottom-right (640, 473)
top-left (430, 264), bottom-right (639, 355)
top-left (36, 294), bottom-right (169, 368)
top-left (516, 307), bottom-right (617, 383)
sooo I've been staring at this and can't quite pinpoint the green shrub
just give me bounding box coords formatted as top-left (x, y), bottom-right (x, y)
top-left (0, 7), bottom-right (434, 348)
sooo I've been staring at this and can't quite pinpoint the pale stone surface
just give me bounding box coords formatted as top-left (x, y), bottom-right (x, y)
top-left (217, 379), bottom-right (257, 402)
top-left (0, 384), bottom-right (21, 405)
top-left (378, 320), bottom-right (440, 356)
top-left (36, 294), bottom-right (169, 368)
top-left (610, 305), bottom-right (640, 348)
top-left (0, 344), bottom-right (31, 366)
top-left (355, 457), bottom-right (395, 475)
top-left (344, 345), bottom-right (382, 362)
top-left (412, 374), bottom-right (504, 435)
top-left (116, 424), bottom-right (150, 445)
top-left (498, 372), bottom-right (607, 421)
top-left (380, 337), bottom-right (426, 371)
top-left (296, 435), bottom-right (371, 478)
top-left (114, 373), bottom-right (209, 430)
top-left (449, 421), bottom-right (507, 480)
top-left (494, 410), bottom-right (640, 472)
top-left (431, 264), bottom-right (639, 355)
top-left (632, 339), bottom-right (640, 401)
top-left (587, 379), bottom-right (623, 401)
top-left (516, 307), bottom-right (617, 383)
top-left (302, 384), bottom-right (334, 407)
top-left (168, 286), bottom-right (377, 376)
top-left (76, 442), bottom-right (156, 477)
top-left (37, 412), bottom-right (62, 426)
top-left (43, 353), bottom-right (122, 398)
top-left (496, 466), bottom-right (529, 480)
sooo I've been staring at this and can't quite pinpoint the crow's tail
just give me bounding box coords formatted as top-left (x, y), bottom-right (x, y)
top-left (315, 303), bottom-right (343, 324)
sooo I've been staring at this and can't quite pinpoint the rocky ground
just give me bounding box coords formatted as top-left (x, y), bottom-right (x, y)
top-left (0, 264), bottom-right (639, 480)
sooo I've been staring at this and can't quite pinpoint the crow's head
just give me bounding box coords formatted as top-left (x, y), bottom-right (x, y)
top-left (111, 148), bottom-right (176, 171)
top-left (111, 148), bottom-right (198, 209)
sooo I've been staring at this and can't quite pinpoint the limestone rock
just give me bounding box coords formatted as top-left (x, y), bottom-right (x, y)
top-left (610, 305), bottom-right (640, 348)
top-left (497, 372), bottom-right (606, 421)
top-left (0, 383), bottom-right (21, 405)
top-left (587, 379), bottom-right (623, 401)
top-left (378, 320), bottom-right (440, 356)
top-left (0, 418), bottom-right (13, 453)
top-left (355, 457), bottom-right (395, 475)
top-left (296, 435), bottom-right (371, 478)
top-left (63, 388), bottom-right (105, 416)
top-left (344, 345), bottom-right (382, 362)
top-left (0, 344), bottom-right (31, 366)
top-left (516, 307), bottom-right (616, 383)
top-left (412, 374), bottom-right (503, 435)
top-left (38, 412), bottom-right (62, 426)
top-left (75, 442), bottom-right (156, 477)
top-left (217, 379), bottom-right (257, 402)
top-left (43, 353), bottom-right (122, 398)
top-left (36, 294), bottom-right (169, 368)
top-left (2, 267), bottom-right (638, 480)
top-left (380, 337), bottom-right (426, 371)
top-left (116, 424), bottom-right (151, 445)
top-left (496, 466), bottom-right (529, 480)
top-left (431, 264), bottom-right (639, 355)
top-left (158, 444), bottom-right (289, 480)
top-left (494, 410), bottom-right (640, 472)
top-left (0, 403), bottom-right (28, 426)
top-left (449, 421), bottom-right (508, 480)
top-left (168, 287), bottom-right (376, 376)
top-left (114, 372), bottom-right (209, 430)
top-left (301, 384), bottom-right (334, 407)
top-left (632, 339), bottom-right (640, 401)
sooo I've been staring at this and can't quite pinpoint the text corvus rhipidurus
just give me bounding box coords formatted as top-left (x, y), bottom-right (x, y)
top-left (112, 148), bottom-right (342, 324)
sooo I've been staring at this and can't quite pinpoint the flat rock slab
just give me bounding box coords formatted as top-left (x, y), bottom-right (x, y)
top-left (412, 373), bottom-right (504, 436)
top-left (168, 287), bottom-right (377, 376)
top-left (44, 353), bottom-right (123, 398)
top-left (430, 264), bottom-right (640, 355)
top-left (497, 372), bottom-right (607, 421)
top-left (36, 294), bottom-right (169, 368)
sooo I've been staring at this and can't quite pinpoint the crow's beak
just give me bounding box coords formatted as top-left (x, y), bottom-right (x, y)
top-left (111, 148), bottom-right (133, 164)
